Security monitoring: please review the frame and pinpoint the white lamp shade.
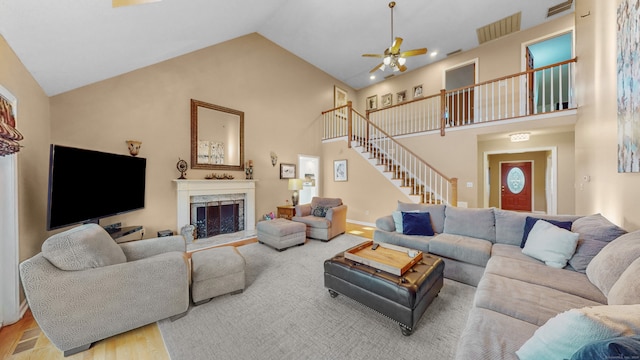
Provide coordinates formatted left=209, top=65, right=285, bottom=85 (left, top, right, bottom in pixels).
left=288, top=179, right=303, bottom=190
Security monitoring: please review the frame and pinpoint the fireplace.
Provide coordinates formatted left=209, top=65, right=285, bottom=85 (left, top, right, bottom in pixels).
left=191, top=195, right=245, bottom=238
left=174, top=180, right=256, bottom=239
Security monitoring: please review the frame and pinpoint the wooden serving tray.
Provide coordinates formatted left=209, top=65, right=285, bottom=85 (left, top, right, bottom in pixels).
left=344, top=241, right=423, bottom=276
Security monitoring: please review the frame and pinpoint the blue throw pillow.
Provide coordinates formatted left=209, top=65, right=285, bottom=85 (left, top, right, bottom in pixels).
left=521, top=216, right=573, bottom=248
left=570, top=335, right=640, bottom=360
left=402, top=212, right=435, bottom=236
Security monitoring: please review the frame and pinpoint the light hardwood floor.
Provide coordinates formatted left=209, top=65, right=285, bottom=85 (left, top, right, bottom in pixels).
left=0, top=222, right=374, bottom=359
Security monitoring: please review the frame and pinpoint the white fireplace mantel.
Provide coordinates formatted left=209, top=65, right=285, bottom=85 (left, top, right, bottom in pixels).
left=173, top=179, right=256, bottom=233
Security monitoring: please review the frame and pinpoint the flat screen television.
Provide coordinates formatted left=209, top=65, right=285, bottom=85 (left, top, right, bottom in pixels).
left=46, top=144, right=146, bottom=230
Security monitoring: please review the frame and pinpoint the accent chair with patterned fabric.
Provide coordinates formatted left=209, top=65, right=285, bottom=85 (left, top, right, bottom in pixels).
left=293, top=197, right=347, bottom=241
left=19, top=223, right=190, bottom=356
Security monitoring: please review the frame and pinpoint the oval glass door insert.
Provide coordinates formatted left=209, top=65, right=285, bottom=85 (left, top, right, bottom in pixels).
left=507, top=167, right=525, bottom=194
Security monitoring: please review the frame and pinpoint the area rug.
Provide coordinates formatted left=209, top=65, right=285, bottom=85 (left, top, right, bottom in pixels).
left=158, top=234, right=476, bottom=360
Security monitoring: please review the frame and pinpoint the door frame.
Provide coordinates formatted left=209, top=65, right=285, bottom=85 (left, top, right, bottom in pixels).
left=483, top=146, right=558, bottom=215
left=0, top=84, right=21, bottom=326
left=498, top=160, right=534, bottom=211
left=443, top=58, right=479, bottom=123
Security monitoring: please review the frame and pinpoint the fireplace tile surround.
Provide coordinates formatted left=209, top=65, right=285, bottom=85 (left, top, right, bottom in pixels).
left=174, top=180, right=256, bottom=250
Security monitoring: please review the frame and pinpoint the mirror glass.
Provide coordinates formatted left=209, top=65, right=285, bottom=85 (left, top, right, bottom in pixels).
left=190, top=99, right=244, bottom=171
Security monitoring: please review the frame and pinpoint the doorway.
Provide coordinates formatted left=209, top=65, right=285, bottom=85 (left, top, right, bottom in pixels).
left=298, top=155, right=319, bottom=205
left=523, top=30, right=574, bottom=114
left=500, top=161, right=533, bottom=211
left=484, top=147, right=557, bottom=215
left=444, top=59, right=478, bottom=125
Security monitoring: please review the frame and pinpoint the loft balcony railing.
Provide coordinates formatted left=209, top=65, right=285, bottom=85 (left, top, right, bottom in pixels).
left=323, top=58, right=577, bottom=140
left=321, top=58, right=577, bottom=205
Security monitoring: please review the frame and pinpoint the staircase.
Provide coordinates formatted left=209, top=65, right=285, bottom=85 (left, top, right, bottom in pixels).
left=323, top=105, right=458, bottom=206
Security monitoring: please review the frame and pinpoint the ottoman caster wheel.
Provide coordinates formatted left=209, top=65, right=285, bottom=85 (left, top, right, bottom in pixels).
left=328, top=289, right=339, bottom=298
left=400, top=325, right=413, bottom=336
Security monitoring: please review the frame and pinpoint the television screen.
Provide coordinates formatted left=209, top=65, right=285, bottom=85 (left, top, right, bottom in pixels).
left=47, top=144, right=146, bottom=230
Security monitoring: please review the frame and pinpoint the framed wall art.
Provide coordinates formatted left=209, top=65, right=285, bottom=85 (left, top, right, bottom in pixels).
left=334, top=159, right=347, bottom=181
left=381, top=93, right=392, bottom=107
left=280, top=163, right=296, bottom=179
left=366, top=95, right=378, bottom=111
left=334, top=85, right=348, bottom=108
left=413, top=84, right=423, bottom=98
left=397, top=90, right=407, bottom=103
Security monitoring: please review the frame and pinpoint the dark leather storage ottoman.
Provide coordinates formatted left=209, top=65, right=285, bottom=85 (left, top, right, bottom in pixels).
left=324, top=251, right=444, bottom=335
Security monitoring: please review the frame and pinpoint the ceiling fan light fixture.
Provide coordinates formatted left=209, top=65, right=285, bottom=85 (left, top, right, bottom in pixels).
left=398, top=57, right=406, bottom=65
left=383, top=56, right=391, bottom=65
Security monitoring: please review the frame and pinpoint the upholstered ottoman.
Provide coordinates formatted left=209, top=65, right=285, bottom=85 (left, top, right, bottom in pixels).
left=257, top=218, right=306, bottom=251
left=324, top=250, right=444, bottom=335
left=191, top=246, right=246, bottom=305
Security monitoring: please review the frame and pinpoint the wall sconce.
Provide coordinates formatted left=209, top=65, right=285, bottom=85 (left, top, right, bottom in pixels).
left=288, top=179, right=303, bottom=206
left=509, top=133, right=530, bottom=142
left=270, top=151, right=278, bottom=166
left=126, top=140, right=142, bottom=156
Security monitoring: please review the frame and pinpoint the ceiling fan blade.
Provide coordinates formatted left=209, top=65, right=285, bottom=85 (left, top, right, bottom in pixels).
left=362, top=53, right=385, bottom=58
left=390, top=37, right=403, bottom=54
left=112, top=0, right=160, bottom=7
left=399, top=48, right=428, bottom=57
left=370, top=63, right=384, bottom=73
left=398, top=65, right=407, bottom=72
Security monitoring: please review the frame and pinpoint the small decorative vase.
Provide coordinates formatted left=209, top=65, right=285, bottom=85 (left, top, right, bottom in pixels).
left=180, top=224, right=196, bottom=243
left=126, top=140, right=142, bottom=156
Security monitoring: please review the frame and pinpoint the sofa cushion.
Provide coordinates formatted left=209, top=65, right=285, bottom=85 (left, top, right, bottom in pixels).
left=311, top=197, right=342, bottom=209
left=402, top=212, right=434, bottom=236
left=443, top=207, right=495, bottom=242
left=485, top=256, right=607, bottom=304
left=429, top=233, right=491, bottom=267
left=608, top=257, right=640, bottom=305
left=521, top=220, right=579, bottom=268
left=570, top=335, right=640, bottom=360
left=516, top=305, right=640, bottom=360
left=375, top=215, right=396, bottom=232
left=586, top=230, right=640, bottom=297
left=494, top=209, right=580, bottom=246
left=373, top=230, right=431, bottom=253
left=397, top=201, right=446, bottom=233
left=475, top=273, right=603, bottom=327
left=311, top=206, right=328, bottom=217
left=568, top=213, right=627, bottom=273
left=521, top=216, right=573, bottom=248
left=291, top=216, right=330, bottom=229
left=41, top=223, right=126, bottom=271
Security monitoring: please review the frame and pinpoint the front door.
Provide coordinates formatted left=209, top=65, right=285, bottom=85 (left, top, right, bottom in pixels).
left=500, top=161, right=532, bottom=212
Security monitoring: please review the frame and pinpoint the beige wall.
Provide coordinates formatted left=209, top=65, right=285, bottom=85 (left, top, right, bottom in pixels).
left=574, top=0, right=640, bottom=230
left=50, top=33, right=354, bottom=236
left=0, top=35, right=51, bottom=303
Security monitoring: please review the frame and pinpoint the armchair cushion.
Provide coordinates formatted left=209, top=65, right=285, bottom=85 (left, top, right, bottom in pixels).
left=311, top=197, right=342, bottom=209
left=312, top=206, right=329, bottom=217
left=42, top=223, right=126, bottom=271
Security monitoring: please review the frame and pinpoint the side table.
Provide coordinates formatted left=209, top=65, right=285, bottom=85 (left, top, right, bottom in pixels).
left=277, top=205, right=296, bottom=220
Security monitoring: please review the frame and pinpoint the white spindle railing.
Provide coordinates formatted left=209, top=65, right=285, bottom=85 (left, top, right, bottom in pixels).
left=363, top=58, right=576, bottom=136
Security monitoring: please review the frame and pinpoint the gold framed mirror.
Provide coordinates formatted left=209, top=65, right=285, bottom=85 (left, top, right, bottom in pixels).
left=190, top=99, right=244, bottom=171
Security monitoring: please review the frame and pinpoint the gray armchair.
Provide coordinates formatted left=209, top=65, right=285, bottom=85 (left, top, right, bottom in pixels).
left=19, top=223, right=190, bottom=356
left=293, top=197, right=347, bottom=241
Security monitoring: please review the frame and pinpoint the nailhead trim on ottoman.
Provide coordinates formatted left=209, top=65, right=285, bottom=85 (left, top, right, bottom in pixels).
left=257, top=218, right=306, bottom=251
left=191, top=246, right=246, bottom=305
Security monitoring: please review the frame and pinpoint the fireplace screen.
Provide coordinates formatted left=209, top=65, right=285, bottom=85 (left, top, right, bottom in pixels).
left=191, top=198, right=245, bottom=239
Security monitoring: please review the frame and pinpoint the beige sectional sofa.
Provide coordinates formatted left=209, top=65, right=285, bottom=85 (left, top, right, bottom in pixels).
left=374, top=202, right=640, bottom=359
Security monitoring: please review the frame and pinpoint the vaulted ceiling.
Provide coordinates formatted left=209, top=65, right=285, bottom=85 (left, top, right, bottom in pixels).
left=0, top=0, right=574, bottom=96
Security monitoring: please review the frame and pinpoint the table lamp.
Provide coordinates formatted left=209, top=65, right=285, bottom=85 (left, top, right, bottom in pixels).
left=288, top=179, right=303, bottom=206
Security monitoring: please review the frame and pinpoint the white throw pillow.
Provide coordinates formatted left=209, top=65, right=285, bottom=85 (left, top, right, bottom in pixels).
left=522, top=219, right=579, bottom=268
left=516, top=305, right=640, bottom=360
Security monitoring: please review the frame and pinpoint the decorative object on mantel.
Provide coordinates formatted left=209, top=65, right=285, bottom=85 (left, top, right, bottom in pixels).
left=126, top=140, right=142, bottom=156
left=288, top=178, right=303, bottom=206
left=270, top=151, right=278, bottom=166
left=176, top=158, right=188, bottom=179
left=180, top=224, right=195, bottom=243
left=0, top=87, right=24, bottom=156
left=245, top=159, right=254, bottom=179
left=205, top=173, right=235, bottom=180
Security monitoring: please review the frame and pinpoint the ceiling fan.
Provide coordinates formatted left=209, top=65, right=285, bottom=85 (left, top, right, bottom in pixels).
left=362, top=1, right=428, bottom=73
